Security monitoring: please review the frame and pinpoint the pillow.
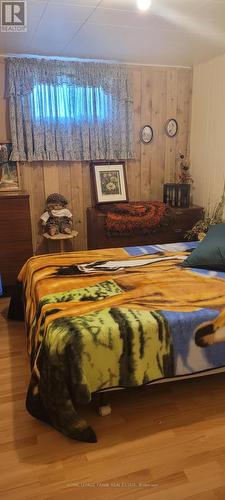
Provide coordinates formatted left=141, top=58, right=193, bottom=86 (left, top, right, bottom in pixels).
left=181, top=223, right=225, bottom=271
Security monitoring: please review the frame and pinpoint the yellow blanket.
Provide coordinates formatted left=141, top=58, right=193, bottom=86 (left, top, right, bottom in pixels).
left=17, top=247, right=225, bottom=442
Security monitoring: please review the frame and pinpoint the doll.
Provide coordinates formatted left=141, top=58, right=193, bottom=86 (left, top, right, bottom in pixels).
left=40, top=193, right=73, bottom=236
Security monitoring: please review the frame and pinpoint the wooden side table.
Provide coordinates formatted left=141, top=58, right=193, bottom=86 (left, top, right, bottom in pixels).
left=87, top=205, right=204, bottom=250
left=43, top=231, right=78, bottom=253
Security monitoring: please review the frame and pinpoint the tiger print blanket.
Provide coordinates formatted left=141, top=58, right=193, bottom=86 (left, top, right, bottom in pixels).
left=15, top=244, right=225, bottom=442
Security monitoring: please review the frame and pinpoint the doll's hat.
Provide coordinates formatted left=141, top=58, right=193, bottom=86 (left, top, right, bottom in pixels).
left=46, top=193, right=68, bottom=206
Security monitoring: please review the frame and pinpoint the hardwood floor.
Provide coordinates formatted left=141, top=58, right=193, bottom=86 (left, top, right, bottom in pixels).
left=2, top=297, right=225, bottom=500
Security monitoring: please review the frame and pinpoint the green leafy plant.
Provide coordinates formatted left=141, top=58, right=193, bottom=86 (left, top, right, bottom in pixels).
left=185, top=181, right=225, bottom=240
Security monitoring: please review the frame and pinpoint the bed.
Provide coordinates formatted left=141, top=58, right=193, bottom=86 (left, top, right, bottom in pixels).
left=9, top=242, right=225, bottom=442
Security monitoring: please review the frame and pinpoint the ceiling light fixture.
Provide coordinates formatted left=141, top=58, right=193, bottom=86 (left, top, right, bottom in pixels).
left=137, top=0, right=151, bottom=12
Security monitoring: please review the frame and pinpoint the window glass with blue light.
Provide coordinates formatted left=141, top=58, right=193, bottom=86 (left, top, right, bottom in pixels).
left=30, top=83, right=113, bottom=123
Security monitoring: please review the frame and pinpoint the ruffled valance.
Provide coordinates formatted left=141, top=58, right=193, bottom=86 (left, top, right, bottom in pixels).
left=6, top=57, right=131, bottom=99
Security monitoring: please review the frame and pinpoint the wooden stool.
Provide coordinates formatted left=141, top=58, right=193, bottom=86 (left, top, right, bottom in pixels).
left=43, top=230, right=78, bottom=253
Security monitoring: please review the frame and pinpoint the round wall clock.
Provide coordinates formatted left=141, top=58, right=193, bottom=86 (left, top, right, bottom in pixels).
left=165, top=118, right=178, bottom=137
left=140, top=125, right=153, bottom=144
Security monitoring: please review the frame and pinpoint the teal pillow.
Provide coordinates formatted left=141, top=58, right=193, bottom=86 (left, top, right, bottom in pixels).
left=181, top=223, right=225, bottom=271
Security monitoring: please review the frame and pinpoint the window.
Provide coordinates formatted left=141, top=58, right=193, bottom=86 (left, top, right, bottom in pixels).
left=7, top=57, right=134, bottom=161
left=30, top=83, right=112, bottom=123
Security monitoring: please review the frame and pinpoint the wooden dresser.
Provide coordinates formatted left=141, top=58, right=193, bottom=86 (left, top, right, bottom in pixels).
left=87, top=205, right=204, bottom=250
left=0, top=191, right=33, bottom=288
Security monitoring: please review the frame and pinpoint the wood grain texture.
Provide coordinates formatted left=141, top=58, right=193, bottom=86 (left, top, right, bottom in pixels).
left=126, top=68, right=142, bottom=201
left=1, top=296, right=225, bottom=499
left=0, top=61, right=192, bottom=252
left=86, top=205, right=203, bottom=249
left=165, top=69, right=178, bottom=183
left=0, top=192, right=33, bottom=286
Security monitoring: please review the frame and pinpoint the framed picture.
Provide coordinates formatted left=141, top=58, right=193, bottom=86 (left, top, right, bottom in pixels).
left=0, top=143, right=20, bottom=191
left=165, top=118, right=178, bottom=138
left=140, top=125, right=153, bottom=144
left=91, top=162, right=128, bottom=204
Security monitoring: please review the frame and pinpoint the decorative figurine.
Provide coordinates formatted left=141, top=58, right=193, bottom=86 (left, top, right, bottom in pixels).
left=40, top=193, right=73, bottom=236
left=178, top=153, right=193, bottom=184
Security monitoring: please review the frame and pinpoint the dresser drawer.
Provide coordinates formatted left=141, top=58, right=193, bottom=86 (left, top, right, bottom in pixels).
left=0, top=239, right=33, bottom=286
left=171, top=207, right=203, bottom=222
left=0, top=191, right=33, bottom=287
left=170, top=207, right=203, bottom=233
left=0, top=197, right=31, bottom=242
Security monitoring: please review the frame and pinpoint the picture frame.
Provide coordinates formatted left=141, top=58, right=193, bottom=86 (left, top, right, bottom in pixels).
left=90, top=161, right=128, bottom=204
left=165, top=118, right=178, bottom=138
left=140, top=125, right=153, bottom=144
left=0, top=143, right=21, bottom=191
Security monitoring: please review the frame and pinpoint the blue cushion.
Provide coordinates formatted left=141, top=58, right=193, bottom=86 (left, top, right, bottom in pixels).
left=181, top=223, right=225, bottom=271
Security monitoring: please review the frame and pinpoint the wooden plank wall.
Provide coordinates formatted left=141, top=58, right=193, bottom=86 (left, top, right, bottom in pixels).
left=0, top=62, right=192, bottom=253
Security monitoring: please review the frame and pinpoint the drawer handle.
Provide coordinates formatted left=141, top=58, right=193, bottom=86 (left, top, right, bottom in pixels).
left=175, top=210, right=183, bottom=215
left=175, top=228, right=183, bottom=233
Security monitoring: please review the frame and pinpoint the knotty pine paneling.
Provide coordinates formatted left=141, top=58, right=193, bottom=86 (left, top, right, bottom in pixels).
left=0, top=63, right=192, bottom=252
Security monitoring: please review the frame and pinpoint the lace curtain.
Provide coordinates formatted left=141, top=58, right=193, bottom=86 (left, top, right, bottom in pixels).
left=6, top=57, right=134, bottom=162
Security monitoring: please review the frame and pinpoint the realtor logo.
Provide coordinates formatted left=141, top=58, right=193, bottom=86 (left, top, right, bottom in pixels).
left=1, top=1, right=27, bottom=31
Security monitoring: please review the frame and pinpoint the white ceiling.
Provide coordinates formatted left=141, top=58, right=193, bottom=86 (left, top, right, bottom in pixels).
left=1, top=0, right=225, bottom=66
